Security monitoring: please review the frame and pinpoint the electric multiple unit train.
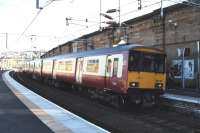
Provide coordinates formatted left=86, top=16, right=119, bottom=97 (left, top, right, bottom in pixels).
left=22, top=44, right=166, bottom=107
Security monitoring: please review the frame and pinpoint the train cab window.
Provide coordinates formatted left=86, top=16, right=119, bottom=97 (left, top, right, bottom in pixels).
left=142, top=54, right=154, bottom=72
left=113, top=58, right=119, bottom=77
left=129, top=51, right=165, bottom=73
left=154, top=55, right=165, bottom=73
left=128, top=51, right=141, bottom=71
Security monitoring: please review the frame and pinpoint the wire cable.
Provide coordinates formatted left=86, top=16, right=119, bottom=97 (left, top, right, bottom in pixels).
left=61, top=0, right=198, bottom=45
left=113, top=1, right=161, bottom=21
left=62, top=1, right=163, bottom=40
left=17, top=9, right=43, bottom=41
left=17, top=0, right=56, bottom=41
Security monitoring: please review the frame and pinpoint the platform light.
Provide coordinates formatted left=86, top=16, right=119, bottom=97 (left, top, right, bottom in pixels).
left=100, top=13, right=113, bottom=20
left=106, top=9, right=118, bottom=13
left=105, top=21, right=117, bottom=25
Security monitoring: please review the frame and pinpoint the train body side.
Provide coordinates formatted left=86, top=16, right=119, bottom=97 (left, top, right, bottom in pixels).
left=79, top=52, right=128, bottom=93
left=32, top=59, right=42, bottom=78
left=26, top=44, right=166, bottom=105
left=42, top=59, right=54, bottom=79
left=50, top=51, right=129, bottom=94
left=53, top=58, right=76, bottom=84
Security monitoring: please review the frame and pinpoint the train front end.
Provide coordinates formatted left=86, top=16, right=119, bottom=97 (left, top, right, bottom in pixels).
left=127, top=48, right=166, bottom=105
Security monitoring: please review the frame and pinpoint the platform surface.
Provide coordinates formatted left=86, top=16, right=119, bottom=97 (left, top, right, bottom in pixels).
left=2, top=71, right=109, bottom=133
left=0, top=71, right=53, bottom=133
left=163, top=93, right=200, bottom=104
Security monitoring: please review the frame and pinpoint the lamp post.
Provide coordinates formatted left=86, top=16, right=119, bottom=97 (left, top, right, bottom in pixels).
left=0, top=33, right=8, bottom=50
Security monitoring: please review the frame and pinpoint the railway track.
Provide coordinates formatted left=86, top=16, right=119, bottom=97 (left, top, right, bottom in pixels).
left=13, top=72, right=200, bottom=133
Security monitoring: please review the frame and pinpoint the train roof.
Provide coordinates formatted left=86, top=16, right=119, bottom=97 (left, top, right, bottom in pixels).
left=43, top=44, right=163, bottom=60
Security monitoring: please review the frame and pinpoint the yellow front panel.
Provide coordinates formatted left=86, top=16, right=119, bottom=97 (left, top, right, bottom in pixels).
left=128, top=71, right=166, bottom=90
left=134, top=48, right=163, bottom=54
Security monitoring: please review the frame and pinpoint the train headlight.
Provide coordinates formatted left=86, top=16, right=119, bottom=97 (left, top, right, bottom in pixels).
left=129, top=82, right=139, bottom=88
left=155, top=83, right=163, bottom=89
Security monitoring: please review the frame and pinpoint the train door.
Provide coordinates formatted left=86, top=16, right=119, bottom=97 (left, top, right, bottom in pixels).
left=52, top=60, right=55, bottom=79
left=106, top=54, right=123, bottom=92
left=76, top=58, right=84, bottom=84
left=52, top=60, right=57, bottom=80
left=105, top=55, right=113, bottom=89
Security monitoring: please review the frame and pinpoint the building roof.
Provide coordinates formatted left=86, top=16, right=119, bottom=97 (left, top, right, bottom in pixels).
left=43, top=44, right=142, bottom=60
left=42, top=43, right=164, bottom=60
left=43, top=3, right=190, bottom=58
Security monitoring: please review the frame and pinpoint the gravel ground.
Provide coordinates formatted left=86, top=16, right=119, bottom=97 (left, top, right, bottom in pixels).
left=13, top=72, right=200, bottom=133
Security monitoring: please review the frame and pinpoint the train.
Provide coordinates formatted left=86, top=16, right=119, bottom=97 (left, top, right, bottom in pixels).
left=21, top=44, right=166, bottom=108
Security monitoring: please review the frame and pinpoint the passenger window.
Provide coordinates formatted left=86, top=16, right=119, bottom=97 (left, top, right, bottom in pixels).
left=107, top=59, right=112, bottom=73
left=86, top=59, right=99, bottom=73
left=113, top=58, right=119, bottom=77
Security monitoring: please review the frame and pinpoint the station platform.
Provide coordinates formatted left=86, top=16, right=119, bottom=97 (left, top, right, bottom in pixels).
left=1, top=71, right=109, bottom=133
left=162, top=89, right=200, bottom=115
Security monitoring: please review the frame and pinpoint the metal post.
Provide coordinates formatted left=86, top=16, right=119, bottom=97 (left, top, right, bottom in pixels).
left=197, top=41, right=200, bottom=89
left=138, top=0, right=142, bottom=10
left=36, top=0, right=39, bottom=9
left=160, top=0, right=163, bottom=18
left=118, top=0, right=121, bottom=42
left=182, top=48, right=185, bottom=89
left=118, top=0, right=121, bottom=26
left=99, top=0, right=102, bottom=30
left=5, top=33, right=8, bottom=49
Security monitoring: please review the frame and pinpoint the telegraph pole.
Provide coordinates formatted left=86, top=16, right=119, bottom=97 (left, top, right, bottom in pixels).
left=118, top=0, right=121, bottom=26
left=5, top=33, right=8, bottom=49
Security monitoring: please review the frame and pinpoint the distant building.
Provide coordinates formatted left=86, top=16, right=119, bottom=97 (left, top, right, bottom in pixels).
left=0, top=50, right=45, bottom=70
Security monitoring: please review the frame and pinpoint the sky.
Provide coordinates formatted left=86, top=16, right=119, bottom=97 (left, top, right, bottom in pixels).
left=0, top=0, right=185, bottom=52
